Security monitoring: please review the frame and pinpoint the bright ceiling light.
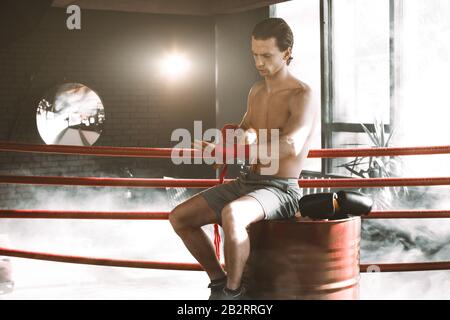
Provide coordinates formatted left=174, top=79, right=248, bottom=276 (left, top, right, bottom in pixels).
left=160, top=53, right=191, bottom=79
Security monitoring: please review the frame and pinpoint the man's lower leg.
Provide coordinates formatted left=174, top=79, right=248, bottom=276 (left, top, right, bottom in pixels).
left=176, top=227, right=225, bottom=280
left=223, top=226, right=250, bottom=291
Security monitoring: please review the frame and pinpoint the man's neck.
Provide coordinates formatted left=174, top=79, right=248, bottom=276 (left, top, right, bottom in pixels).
left=264, top=66, right=290, bottom=93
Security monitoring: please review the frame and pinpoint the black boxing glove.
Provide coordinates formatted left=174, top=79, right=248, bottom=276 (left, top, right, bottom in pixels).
left=335, top=191, right=373, bottom=217
left=298, top=192, right=337, bottom=219
left=298, top=191, right=373, bottom=220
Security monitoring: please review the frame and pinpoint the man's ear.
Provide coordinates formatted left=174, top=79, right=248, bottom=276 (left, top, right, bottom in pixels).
left=284, top=47, right=293, bottom=64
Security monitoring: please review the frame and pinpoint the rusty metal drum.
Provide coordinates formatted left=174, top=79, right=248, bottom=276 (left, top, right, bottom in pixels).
left=244, top=216, right=361, bottom=299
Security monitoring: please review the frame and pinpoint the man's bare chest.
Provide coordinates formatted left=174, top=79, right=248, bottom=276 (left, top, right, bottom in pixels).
left=249, top=92, right=291, bottom=132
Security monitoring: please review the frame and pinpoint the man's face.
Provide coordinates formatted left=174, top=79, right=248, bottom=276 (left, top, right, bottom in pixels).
left=251, top=37, right=290, bottom=77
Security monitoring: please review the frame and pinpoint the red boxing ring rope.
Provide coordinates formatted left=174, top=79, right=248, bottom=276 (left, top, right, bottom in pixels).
left=1, top=141, right=450, bottom=158
left=1, top=175, right=450, bottom=188
left=0, top=247, right=203, bottom=271
left=1, top=138, right=450, bottom=274
left=2, top=209, right=450, bottom=220
left=0, top=246, right=449, bottom=273
left=359, top=261, right=450, bottom=273
left=0, top=209, right=170, bottom=220
left=363, top=210, right=450, bottom=219
left=2, top=208, right=450, bottom=273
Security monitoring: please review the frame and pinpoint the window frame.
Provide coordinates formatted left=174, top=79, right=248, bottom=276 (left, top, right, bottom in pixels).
left=320, top=0, right=395, bottom=176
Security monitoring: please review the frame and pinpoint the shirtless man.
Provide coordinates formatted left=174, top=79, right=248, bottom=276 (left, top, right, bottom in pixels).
left=169, top=18, right=319, bottom=299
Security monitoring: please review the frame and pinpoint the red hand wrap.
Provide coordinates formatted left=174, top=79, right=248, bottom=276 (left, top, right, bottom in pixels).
left=212, top=144, right=251, bottom=163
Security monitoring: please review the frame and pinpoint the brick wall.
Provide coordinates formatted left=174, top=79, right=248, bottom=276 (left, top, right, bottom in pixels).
left=0, top=8, right=218, bottom=208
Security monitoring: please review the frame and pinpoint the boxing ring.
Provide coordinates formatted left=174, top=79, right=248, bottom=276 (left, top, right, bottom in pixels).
left=1, top=136, right=450, bottom=298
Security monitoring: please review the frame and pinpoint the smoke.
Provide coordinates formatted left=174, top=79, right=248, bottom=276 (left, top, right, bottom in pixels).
left=0, top=169, right=214, bottom=300
left=359, top=194, right=450, bottom=299
left=3, top=0, right=450, bottom=299
left=358, top=0, right=450, bottom=300
left=360, top=270, right=450, bottom=300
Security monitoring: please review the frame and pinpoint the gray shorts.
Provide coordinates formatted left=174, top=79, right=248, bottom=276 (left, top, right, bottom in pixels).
left=199, top=168, right=303, bottom=222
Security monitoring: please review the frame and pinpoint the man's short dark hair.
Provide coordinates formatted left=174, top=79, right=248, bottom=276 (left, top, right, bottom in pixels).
left=252, top=17, right=294, bottom=65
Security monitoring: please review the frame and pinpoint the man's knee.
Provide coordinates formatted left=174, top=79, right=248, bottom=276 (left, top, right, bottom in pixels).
left=221, top=203, right=244, bottom=229
left=169, top=197, right=218, bottom=232
left=169, top=205, right=190, bottom=233
left=221, top=205, right=253, bottom=244
left=221, top=198, right=265, bottom=231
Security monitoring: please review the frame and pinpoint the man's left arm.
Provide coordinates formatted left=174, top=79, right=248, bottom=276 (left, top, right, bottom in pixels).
left=256, top=88, right=317, bottom=161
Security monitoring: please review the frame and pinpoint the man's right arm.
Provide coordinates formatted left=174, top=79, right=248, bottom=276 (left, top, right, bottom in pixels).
left=238, top=83, right=260, bottom=131
left=238, top=112, right=251, bottom=131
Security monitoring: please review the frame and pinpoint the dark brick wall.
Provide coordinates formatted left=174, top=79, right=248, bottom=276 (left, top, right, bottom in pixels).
left=0, top=8, right=218, bottom=207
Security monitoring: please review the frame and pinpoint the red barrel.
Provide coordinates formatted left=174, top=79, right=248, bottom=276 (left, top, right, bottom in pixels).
left=245, top=216, right=361, bottom=299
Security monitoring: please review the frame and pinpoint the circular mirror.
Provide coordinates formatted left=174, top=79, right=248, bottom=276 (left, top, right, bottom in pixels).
left=36, top=83, right=105, bottom=146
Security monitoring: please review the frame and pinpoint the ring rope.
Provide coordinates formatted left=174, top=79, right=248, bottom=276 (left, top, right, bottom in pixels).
left=1, top=141, right=450, bottom=158
left=1, top=246, right=449, bottom=273
left=0, top=209, right=170, bottom=219
left=1, top=175, right=450, bottom=188
left=360, top=261, right=450, bottom=273
left=362, top=210, right=450, bottom=219
left=2, top=209, right=450, bottom=220
left=0, top=246, right=203, bottom=271
left=2, top=136, right=450, bottom=274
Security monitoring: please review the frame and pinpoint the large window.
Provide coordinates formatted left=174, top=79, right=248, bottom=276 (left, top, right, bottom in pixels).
left=398, top=0, right=450, bottom=145
left=274, top=0, right=450, bottom=300
left=394, top=0, right=450, bottom=176
left=330, top=0, right=391, bottom=176
left=330, top=0, right=450, bottom=177
left=332, top=0, right=390, bottom=124
left=275, top=0, right=321, bottom=172
left=276, top=0, right=450, bottom=177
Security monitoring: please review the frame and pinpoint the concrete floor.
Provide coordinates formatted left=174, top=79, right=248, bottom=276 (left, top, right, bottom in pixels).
left=0, top=258, right=208, bottom=300
left=2, top=258, right=450, bottom=300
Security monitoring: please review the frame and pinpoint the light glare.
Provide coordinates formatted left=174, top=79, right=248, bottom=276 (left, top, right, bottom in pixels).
left=161, top=53, right=191, bottom=79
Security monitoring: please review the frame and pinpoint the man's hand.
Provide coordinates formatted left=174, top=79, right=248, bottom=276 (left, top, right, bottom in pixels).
left=191, top=127, right=258, bottom=170
left=191, top=139, right=214, bottom=153
left=242, top=128, right=258, bottom=145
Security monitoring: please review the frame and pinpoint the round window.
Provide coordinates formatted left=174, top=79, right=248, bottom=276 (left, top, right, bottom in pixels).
left=36, top=83, right=105, bottom=146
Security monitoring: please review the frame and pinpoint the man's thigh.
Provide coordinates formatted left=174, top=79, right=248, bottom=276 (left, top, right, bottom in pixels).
left=171, top=193, right=220, bottom=228
left=222, top=195, right=266, bottom=227
left=198, top=180, right=244, bottom=223
left=245, top=186, right=301, bottom=220
left=198, top=179, right=300, bottom=223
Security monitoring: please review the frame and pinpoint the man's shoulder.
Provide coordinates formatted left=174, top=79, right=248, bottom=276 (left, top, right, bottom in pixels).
left=288, top=81, right=311, bottom=102
left=276, top=78, right=311, bottom=98
left=249, top=79, right=311, bottom=99
left=290, top=80, right=311, bottom=95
